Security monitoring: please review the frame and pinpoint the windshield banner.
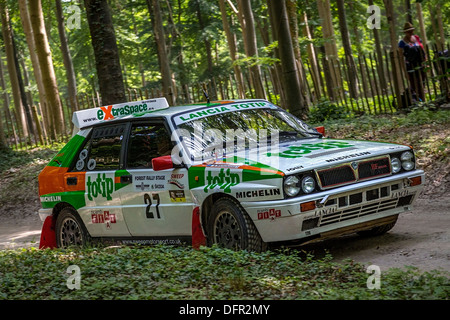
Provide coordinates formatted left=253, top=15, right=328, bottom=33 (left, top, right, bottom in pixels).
left=173, top=101, right=277, bottom=125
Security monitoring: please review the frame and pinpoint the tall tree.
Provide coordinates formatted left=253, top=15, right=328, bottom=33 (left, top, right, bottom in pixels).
left=218, top=0, right=245, bottom=99
left=268, top=0, right=307, bottom=118
left=316, top=0, right=341, bottom=100
left=84, top=0, right=126, bottom=105
left=383, top=0, right=404, bottom=108
left=28, top=0, right=65, bottom=136
left=147, top=0, right=175, bottom=105
left=55, top=0, right=78, bottom=112
left=286, top=0, right=308, bottom=103
left=1, top=3, right=29, bottom=139
left=300, top=8, right=322, bottom=99
left=237, top=0, right=266, bottom=100
left=336, top=0, right=359, bottom=99
left=18, top=0, right=49, bottom=133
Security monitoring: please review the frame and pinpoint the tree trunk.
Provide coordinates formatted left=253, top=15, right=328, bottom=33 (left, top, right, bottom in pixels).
left=237, top=0, right=266, bottom=100
left=435, top=4, right=446, bottom=52
left=316, top=0, right=341, bottom=101
left=28, top=0, right=65, bottom=136
left=286, top=0, right=308, bottom=104
left=84, top=0, right=126, bottom=105
left=383, top=0, right=404, bottom=109
left=367, top=0, right=387, bottom=92
left=219, top=0, right=245, bottom=99
left=18, top=0, right=49, bottom=134
left=415, top=2, right=428, bottom=47
left=336, top=0, right=358, bottom=99
left=55, top=0, right=78, bottom=112
left=146, top=0, right=175, bottom=105
left=301, top=10, right=322, bottom=99
left=1, top=4, right=29, bottom=140
left=268, top=0, right=307, bottom=119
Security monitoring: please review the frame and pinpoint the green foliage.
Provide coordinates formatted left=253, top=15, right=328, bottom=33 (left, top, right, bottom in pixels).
left=0, top=245, right=448, bottom=300
left=307, top=99, right=351, bottom=123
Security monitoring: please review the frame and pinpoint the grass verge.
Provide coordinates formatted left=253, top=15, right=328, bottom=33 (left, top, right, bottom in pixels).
left=0, top=245, right=448, bottom=300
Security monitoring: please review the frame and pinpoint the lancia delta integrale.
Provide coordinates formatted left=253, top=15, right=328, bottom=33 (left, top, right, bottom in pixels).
left=38, top=98, right=424, bottom=251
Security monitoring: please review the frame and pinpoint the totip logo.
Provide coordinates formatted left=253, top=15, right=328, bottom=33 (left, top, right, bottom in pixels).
left=87, top=173, right=114, bottom=201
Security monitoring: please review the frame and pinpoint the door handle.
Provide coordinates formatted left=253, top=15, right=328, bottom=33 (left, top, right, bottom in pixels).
left=120, top=174, right=133, bottom=184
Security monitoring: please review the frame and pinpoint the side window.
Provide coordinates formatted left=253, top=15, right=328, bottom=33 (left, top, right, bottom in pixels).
left=127, top=123, right=172, bottom=169
left=73, top=124, right=126, bottom=172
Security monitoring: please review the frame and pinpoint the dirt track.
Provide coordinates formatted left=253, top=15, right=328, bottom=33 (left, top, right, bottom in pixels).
left=0, top=196, right=448, bottom=273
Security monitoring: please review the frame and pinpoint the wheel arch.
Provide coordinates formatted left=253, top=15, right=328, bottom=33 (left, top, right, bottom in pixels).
left=52, top=202, right=77, bottom=220
left=200, top=192, right=238, bottom=238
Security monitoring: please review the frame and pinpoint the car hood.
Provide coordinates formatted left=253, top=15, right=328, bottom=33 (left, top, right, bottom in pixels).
left=200, top=138, right=411, bottom=175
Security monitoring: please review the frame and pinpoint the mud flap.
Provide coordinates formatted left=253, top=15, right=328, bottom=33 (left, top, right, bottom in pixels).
left=191, top=207, right=206, bottom=249
left=39, top=215, right=57, bottom=249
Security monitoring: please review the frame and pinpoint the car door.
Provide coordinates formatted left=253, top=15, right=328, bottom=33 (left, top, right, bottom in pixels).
left=68, top=122, right=132, bottom=237
left=119, top=120, right=193, bottom=240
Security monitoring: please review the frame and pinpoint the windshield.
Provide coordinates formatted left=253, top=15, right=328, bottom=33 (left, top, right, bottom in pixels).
left=173, top=103, right=319, bottom=161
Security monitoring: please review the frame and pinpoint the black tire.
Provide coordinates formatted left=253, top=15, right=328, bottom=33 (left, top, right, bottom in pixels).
left=55, top=207, right=90, bottom=248
left=207, top=197, right=266, bottom=252
left=357, top=215, right=398, bottom=237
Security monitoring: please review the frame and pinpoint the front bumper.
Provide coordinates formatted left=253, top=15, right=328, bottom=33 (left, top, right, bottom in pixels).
left=242, top=170, right=424, bottom=243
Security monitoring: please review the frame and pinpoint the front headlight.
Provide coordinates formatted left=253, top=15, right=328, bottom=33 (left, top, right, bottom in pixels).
left=401, top=151, right=415, bottom=171
left=301, top=176, right=316, bottom=194
left=391, top=157, right=401, bottom=173
left=284, top=176, right=300, bottom=197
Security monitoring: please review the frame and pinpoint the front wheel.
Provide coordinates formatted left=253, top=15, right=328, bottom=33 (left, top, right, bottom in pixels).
left=55, top=207, right=90, bottom=248
left=207, top=198, right=266, bottom=252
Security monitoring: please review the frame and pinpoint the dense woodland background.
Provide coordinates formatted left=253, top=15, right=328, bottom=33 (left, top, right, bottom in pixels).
left=0, top=0, right=448, bottom=149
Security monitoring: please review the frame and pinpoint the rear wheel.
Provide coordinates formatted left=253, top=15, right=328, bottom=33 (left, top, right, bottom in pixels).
left=55, top=207, right=90, bottom=248
left=207, top=198, right=266, bottom=252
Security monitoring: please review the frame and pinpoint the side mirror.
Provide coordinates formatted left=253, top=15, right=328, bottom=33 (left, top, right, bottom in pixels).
left=315, top=126, right=325, bottom=136
left=152, top=155, right=173, bottom=171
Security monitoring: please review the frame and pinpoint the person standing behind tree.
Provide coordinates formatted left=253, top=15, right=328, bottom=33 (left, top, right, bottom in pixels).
left=398, top=22, right=427, bottom=102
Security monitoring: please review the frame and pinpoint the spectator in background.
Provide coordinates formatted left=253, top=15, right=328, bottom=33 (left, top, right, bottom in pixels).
left=398, top=22, right=427, bottom=102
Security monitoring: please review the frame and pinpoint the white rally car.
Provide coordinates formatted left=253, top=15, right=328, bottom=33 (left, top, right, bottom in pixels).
left=38, top=98, right=424, bottom=251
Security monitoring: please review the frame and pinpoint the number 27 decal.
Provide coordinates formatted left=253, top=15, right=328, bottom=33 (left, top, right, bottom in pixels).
left=144, top=193, right=161, bottom=219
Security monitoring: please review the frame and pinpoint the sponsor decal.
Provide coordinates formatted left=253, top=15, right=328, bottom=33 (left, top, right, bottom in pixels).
left=73, top=98, right=169, bottom=128
left=286, top=165, right=304, bottom=172
left=326, top=151, right=371, bottom=163
left=174, top=102, right=274, bottom=124
left=314, top=206, right=338, bottom=217
left=371, top=163, right=388, bottom=171
left=169, top=190, right=186, bottom=202
left=86, top=173, right=114, bottom=201
left=134, top=175, right=166, bottom=191
left=235, top=188, right=281, bottom=199
left=204, top=168, right=240, bottom=193
left=391, top=189, right=411, bottom=199
left=257, top=208, right=281, bottom=220
left=168, top=173, right=185, bottom=189
left=267, top=141, right=355, bottom=159
left=40, top=195, right=62, bottom=202
left=91, top=210, right=116, bottom=229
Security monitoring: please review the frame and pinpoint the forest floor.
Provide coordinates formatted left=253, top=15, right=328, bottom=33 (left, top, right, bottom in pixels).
left=0, top=109, right=448, bottom=273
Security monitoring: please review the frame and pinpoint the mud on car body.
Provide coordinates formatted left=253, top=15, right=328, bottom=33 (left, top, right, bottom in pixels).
left=38, top=98, right=424, bottom=251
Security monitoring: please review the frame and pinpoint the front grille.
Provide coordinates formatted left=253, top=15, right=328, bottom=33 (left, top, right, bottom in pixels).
left=317, top=165, right=355, bottom=188
left=301, top=181, right=417, bottom=232
left=315, top=156, right=392, bottom=190
left=358, top=157, right=391, bottom=180
left=319, top=198, right=398, bottom=226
